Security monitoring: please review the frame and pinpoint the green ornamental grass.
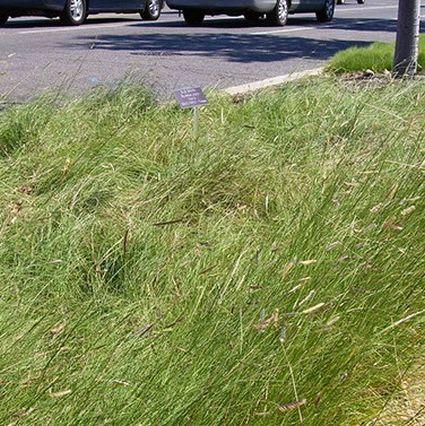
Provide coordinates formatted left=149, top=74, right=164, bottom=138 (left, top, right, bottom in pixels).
left=327, top=34, right=425, bottom=73
left=0, top=77, right=424, bottom=425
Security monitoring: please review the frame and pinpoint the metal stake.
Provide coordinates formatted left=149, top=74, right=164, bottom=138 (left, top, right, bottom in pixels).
left=193, top=107, right=200, bottom=139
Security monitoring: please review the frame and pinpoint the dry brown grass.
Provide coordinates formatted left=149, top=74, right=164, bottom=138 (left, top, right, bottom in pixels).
left=371, top=363, right=425, bottom=426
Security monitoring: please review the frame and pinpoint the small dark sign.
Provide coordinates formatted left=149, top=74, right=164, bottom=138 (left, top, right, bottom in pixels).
left=174, top=87, right=208, bottom=109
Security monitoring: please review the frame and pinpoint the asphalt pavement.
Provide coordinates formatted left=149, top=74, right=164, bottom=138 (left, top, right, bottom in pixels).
left=0, top=0, right=424, bottom=100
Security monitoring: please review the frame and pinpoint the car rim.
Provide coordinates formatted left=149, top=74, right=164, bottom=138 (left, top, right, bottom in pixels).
left=70, top=0, right=84, bottom=21
left=148, top=0, right=160, bottom=17
left=326, top=0, right=334, bottom=17
left=278, top=0, right=288, bottom=22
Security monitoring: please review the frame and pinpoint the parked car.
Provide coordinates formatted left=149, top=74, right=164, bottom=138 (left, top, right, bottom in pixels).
left=167, top=0, right=336, bottom=26
left=0, top=0, right=164, bottom=26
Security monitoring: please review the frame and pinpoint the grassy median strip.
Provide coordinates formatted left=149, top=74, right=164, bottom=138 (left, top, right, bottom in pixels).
left=327, top=34, right=425, bottom=74
left=0, top=78, right=424, bottom=425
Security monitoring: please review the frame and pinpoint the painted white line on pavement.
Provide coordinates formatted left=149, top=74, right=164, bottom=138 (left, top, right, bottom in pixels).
left=15, top=16, right=236, bottom=35
left=16, top=15, right=177, bottom=35
left=223, top=67, right=323, bottom=96
left=337, top=5, right=398, bottom=12
left=18, top=22, right=141, bottom=35
left=250, top=27, right=314, bottom=36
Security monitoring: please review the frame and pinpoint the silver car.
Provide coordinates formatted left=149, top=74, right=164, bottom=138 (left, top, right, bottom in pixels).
left=167, top=0, right=335, bottom=26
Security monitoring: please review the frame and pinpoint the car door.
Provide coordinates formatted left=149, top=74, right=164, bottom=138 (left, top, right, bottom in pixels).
left=296, top=0, right=323, bottom=12
left=89, top=0, right=144, bottom=12
left=115, top=0, right=146, bottom=11
left=88, top=0, right=109, bottom=11
left=288, top=0, right=302, bottom=12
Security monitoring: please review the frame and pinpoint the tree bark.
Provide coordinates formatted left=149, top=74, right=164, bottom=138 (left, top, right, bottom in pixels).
left=393, top=0, right=421, bottom=77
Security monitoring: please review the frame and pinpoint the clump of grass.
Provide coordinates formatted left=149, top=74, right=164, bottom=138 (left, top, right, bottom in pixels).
left=327, top=34, right=425, bottom=74
left=0, top=78, right=424, bottom=425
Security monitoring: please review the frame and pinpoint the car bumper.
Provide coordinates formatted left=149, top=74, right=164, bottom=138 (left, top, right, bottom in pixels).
left=0, top=0, right=64, bottom=13
left=167, top=0, right=276, bottom=13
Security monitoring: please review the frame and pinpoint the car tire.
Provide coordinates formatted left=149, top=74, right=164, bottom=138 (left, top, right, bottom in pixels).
left=60, top=0, right=87, bottom=25
left=316, top=0, right=335, bottom=23
left=336, top=0, right=345, bottom=4
left=0, top=14, right=8, bottom=26
left=141, top=0, right=162, bottom=21
left=183, top=10, right=205, bottom=26
left=267, top=0, right=289, bottom=26
left=357, top=0, right=365, bottom=3
left=244, top=11, right=262, bottom=23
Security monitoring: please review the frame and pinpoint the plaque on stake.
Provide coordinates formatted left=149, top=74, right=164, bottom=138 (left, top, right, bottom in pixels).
left=174, top=87, right=208, bottom=138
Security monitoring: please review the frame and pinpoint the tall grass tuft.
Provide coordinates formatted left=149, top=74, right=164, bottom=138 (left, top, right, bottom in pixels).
left=327, top=34, right=425, bottom=74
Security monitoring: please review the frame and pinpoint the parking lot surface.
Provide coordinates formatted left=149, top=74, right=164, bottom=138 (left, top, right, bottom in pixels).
left=0, top=0, right=424, bottom=100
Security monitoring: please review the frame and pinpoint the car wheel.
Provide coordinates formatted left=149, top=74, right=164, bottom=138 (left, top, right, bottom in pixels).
left=183, top=10, right=205, bottom=26
left=357, top=0, right=365, bottom=3
left=316, top=0, right=335, bottom=23
left=336, top=0, right=345, bottom=4
left=61, top=0, right=87, bottom=25
left=244, top=11, right=262, bottom=23
left=267, top=0, right=289, bottom=26
left=0, top=14, right=8, bottom=26
left=141, top=0, right=161, bottom=21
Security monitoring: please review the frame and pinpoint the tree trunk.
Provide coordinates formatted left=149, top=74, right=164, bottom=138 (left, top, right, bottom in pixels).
left=393, top=0, right=421, bottom=77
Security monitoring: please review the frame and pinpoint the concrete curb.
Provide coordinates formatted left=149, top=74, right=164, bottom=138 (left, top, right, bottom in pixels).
left=223, top=67, right=324, bottom=96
